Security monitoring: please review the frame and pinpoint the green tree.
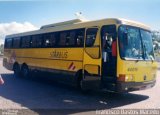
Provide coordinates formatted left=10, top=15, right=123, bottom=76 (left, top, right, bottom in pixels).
left=152, top=31, right=160, bottom=42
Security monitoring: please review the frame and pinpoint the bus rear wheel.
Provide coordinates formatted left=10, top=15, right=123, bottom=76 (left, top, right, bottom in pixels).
left=21, top=65, right=30, bottom=78
left=13, top=64, right=20, bottom=77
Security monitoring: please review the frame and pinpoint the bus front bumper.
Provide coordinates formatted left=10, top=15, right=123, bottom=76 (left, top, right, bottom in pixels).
left=116, top=80, right=156, bottom=92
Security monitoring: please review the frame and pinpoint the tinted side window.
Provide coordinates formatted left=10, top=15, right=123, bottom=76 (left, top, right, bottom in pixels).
left=41, top=29, right=85, bottom=48
left=21, top=36, right=31, bottom=48
left=59, top=29, right=85, bottom=47
left=59, top=32, right=67, bottom=46
left=5, top=38, right=12, bottom=48
left=86, top=28, right=98, bottom=47
left=31, top=35, right=43, bottom=48
left=76, top=29, right=84, bottom=47
left=13, top=37, right=20, bottom=48
left=43, top=33, right=58, bottom=48
left=68, top=31, right=76, bottom=46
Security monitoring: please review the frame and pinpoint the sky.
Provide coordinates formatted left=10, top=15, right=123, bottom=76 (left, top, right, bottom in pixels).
left=0, top=0, right=160, bottom=44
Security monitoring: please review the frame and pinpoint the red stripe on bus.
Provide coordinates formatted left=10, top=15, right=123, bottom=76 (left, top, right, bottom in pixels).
left=72, top=66, right=75, bottom=70
left=68, top=62, right=74, bottom=70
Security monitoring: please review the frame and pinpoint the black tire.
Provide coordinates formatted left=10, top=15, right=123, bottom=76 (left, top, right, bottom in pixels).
left=77, top=75, right=83, bottom=90
left=21, top=65, right=30, bottom=78
left=13, top=64, right=20, bottom=77
left=77, top=73, right=90, bottom=93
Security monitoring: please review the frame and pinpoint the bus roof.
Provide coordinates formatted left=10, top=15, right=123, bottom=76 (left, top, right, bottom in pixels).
left=6, top=18, right=150, bottom=38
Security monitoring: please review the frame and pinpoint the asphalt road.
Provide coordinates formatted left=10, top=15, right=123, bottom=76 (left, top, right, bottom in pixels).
left=0, top=57, right=160, bottom=115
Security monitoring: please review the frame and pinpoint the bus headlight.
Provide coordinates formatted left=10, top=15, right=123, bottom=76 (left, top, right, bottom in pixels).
left=125, top=76, right=129, bottom=81
left=130, top=75, right=134, bottom=81
left=125, top=75, right=134, bottom=81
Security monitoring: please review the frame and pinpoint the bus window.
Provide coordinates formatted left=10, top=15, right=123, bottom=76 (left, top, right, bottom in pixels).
left=119, top=26, right=143, bottom=60
left=69, top=31, right=76, bottom=46
left=30, top=35, right=43, bottom=48
left=59, top=32, right=67, bottom=46
left=140, top=30, right=154, bottom=60
left=13, top=37, right=20, bottom=48
left=58, top=29, right=85, bottom=47
left=21, top=36, right=31, bottom=48
left=43, top=33, right=57, bottom=48
left=65, top=32, right=71, bottom=46
left=85, top=28, right=98, bottom=47
left=76, top=29, right=84, bottom=47
left=50, top=33, right=58, bottom=47
left=5, top=38, right=12, bottom=48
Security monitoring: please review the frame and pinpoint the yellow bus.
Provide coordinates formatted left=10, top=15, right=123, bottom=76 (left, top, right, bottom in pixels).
left=3, top=18, right=157, bottom=92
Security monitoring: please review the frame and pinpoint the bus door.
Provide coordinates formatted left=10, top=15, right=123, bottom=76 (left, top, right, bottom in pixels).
left=82, top=27, right=102, bottom=90
left=101, top=25, right=117, bottom=90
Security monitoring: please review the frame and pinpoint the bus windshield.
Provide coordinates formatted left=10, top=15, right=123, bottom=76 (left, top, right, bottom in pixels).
left=119, top=25, right=154, bottom=60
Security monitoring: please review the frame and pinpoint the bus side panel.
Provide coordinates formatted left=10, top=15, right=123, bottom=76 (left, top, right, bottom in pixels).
left=14, top=48, right=84, bottom=73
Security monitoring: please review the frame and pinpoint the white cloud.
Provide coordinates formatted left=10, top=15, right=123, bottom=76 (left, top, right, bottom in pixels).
left=0, top=22, right=38, bottom=44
